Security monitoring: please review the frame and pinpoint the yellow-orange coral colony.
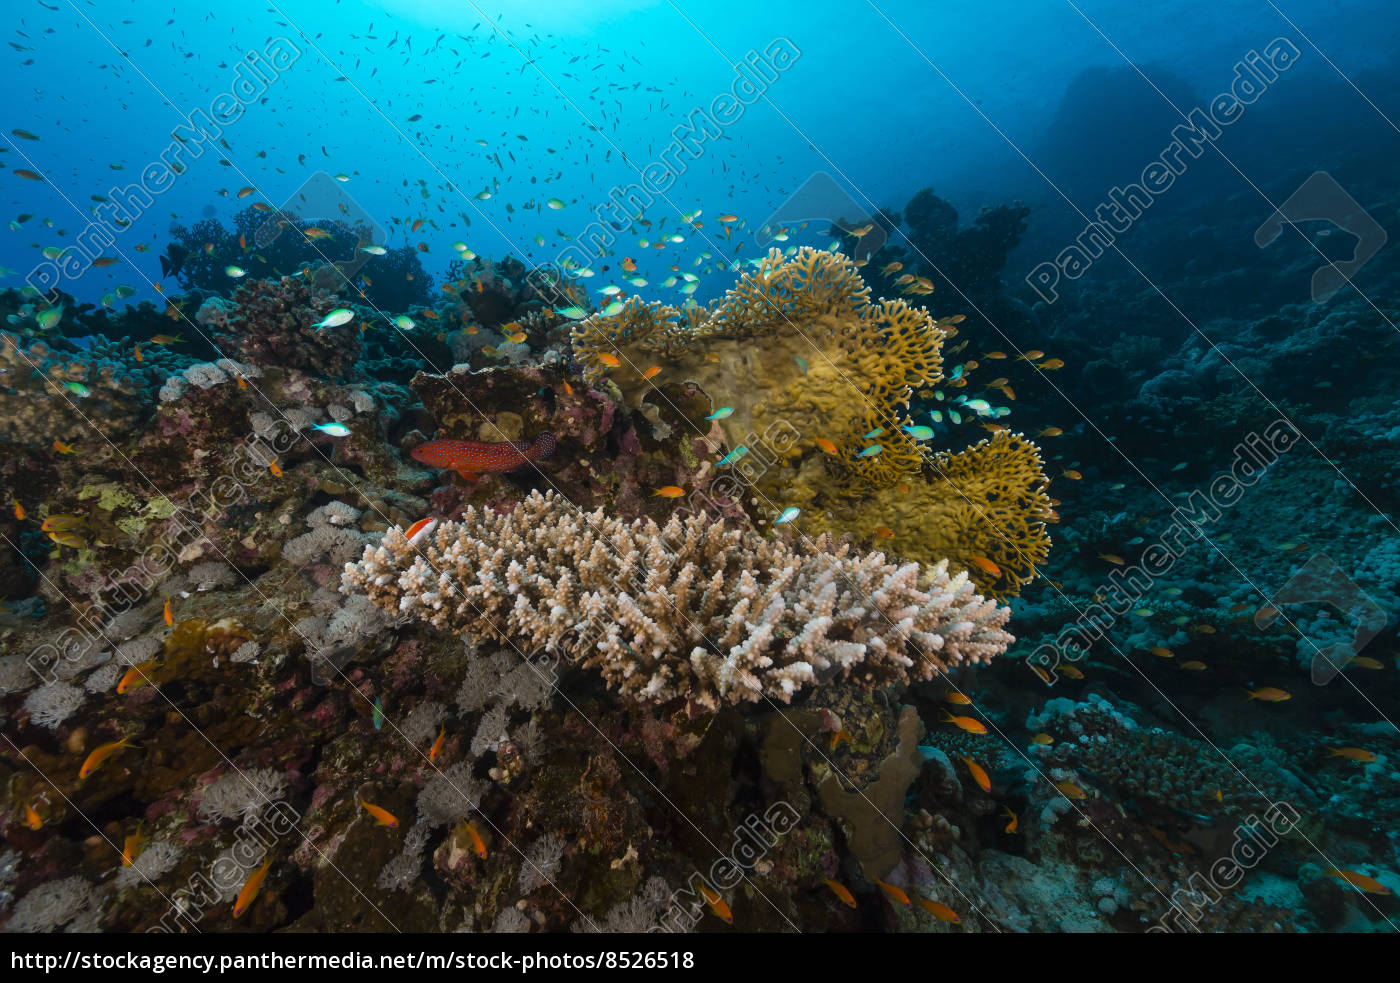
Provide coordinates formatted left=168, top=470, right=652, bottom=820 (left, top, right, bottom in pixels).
left=569, top=246, right=1054, bottom=599
left=340, top=491, right=1015, bottom=709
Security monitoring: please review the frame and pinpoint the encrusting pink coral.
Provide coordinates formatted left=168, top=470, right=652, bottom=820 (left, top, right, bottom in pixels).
left=340, top=490, right=1014, bottom=709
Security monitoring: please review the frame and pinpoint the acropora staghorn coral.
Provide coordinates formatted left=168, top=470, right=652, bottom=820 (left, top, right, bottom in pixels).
left=569, top=246, right=1054, bottom=599
left=340, top=489, right=1015, bottom=709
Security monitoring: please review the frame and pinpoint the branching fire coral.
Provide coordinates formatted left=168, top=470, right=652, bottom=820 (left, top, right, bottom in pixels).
left=818, top=431, right=1055, bottom=599
left=340, top=490, right=1014, bottom=709
left=570, top=247, right=947, bottom=489
left=569, top=246, right=1053, bottom=598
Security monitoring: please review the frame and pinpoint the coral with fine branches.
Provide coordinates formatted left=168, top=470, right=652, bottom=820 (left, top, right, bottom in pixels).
left=570, top=246, right=1052, bottom=597
left=341, top=490, right=1014, bottom=710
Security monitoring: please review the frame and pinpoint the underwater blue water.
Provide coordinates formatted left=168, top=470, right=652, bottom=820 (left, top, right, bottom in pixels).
left=3, top=0, right=1394, bottom=309
left=5, top=0, right=1400, bottom=939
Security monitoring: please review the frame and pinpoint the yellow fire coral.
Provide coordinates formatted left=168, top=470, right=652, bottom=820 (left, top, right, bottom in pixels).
left=816, top=431, right=1054, bottom=599
left=571, top=246, right=1053, bottom=598
left=572, top=247, right=945, bottom=487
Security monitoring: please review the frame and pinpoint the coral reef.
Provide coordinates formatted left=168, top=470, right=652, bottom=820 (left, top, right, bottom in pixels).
left=341, top=490, right=1014, bottom=708
left=206, top=275, right=362, bottom=378
left=0, top=332, right=161, bottom=448
left=571, top=246, right=1054, bottom=597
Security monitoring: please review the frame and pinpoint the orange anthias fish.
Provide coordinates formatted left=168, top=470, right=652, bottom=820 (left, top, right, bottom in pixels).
left=967, top=555, right=1001, bottom=578
left=122, top=830, right=148, bottom=867
left=79, top=735, right=138, bottom=780
left=24, top=801, right=43, bottom=830
left=411, top=431, right=557, bottom=482
left=1002, top=806, right=1018, bottom=834
left=873, top=879, right=911, bottom=906
left=40, top=514, right=83, bottom=533
left=652, top=486, right=686, bottom=498
left=429, top=726, right=446, bottom=763
left=823, top=878, right=857, bottom=909
left=117, top=662, right=154, bottom=694
left=699, top=882, right=733, bottom=924
left=233, top=857, right=274, bottom=918
left=943, top=710, right=987, bottom=735
left=945, top=692, right=972, bottom=706
left=917, top=898, right=960, bottom=923
left=1054, top=780, right=1087, bottom=800
left=163, top=598, right=173, bottom=626
left=1328, top=747, right=1378, bottom=763
left=460, top=820, right=488, bottom=858
left=962, top=756, right=991, bottom=793
left=1327, top=869, right=1391, bottom=894
left=359, top=798, right=399, bottom=827
left=1245, top=687, right=1291, bottom=703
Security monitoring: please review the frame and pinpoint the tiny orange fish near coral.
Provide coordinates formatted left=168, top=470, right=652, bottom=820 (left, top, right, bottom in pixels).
left=699, top=882, right=732, bottom=923
left=873, top=879, right=911, bottom=907
left=823, top=878, right=857, bottom=909
left=917, top=898, right=960, bottom=923
left=943, top=711, right=986, bottom=735
left=460, top=820, right=488, bottom=858
left=967, top=555, right=1001, bottom=578
left=233, top=857, right=273, bottom=919
left=961, top=756, right=991, bottom=793
left=359, top=798, right=399, bottom=827
left=79, top=736, right=137, bottom=780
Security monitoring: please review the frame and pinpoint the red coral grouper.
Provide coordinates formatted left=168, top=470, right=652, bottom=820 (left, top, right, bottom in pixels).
left=410, top=431, right=556, bottom=480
